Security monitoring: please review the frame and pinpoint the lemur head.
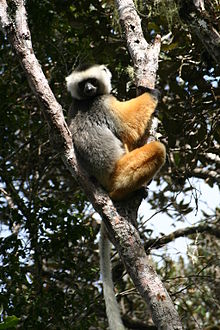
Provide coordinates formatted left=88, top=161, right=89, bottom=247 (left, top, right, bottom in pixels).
left=66, top=64, right=112, bottom=100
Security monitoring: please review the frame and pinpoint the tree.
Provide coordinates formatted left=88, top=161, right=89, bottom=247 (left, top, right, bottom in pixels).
left=0, top=0, right=219, bottom=329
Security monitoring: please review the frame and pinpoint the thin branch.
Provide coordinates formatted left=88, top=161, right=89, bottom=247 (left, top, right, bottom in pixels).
left=144, top=223, right=220, bottom=251
left=204, top=153, right=220, bottom=165
left=1, top=171, right=30, bottom=221
left=188, top=167, right=220, bottom=184
left=0, top=188, right=15, bottom=209
left=0, top=125, right=46, bottom=164
left=0, top=184, right=22, bottom=234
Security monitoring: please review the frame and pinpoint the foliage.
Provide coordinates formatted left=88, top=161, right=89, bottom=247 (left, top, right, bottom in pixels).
left=0, top=0, right=219, bottom=329
left=0, top=315, right=19, bottom=329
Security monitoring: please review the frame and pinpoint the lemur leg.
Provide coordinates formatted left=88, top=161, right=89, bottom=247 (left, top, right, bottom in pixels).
left=110, top=92, right=158, bottom=147
left=109, top=141, right=166, bottom=201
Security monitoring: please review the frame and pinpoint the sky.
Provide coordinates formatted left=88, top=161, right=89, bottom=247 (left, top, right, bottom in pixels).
left=139, top=179, right=219, bottom=260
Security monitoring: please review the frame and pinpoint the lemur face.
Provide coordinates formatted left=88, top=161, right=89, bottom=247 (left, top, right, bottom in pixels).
left=66, top=64, right=112, bottom=100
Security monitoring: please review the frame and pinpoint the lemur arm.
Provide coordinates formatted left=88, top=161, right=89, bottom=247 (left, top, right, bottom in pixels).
left=109, top=90, right=158, bottom=147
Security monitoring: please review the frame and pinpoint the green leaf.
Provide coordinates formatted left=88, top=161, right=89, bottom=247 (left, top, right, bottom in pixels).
left=0, top=316, right=20, bottom=329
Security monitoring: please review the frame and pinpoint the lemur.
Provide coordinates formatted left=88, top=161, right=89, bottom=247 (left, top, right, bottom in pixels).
left=66, top=64, right=166, bottom=330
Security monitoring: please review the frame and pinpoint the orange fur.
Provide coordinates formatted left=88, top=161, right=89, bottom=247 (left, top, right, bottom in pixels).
left=109, top=93, right=157, bottom=149
left=109, top=141, right=166, bottom=200
left=124, top=143, right=129, bottom=153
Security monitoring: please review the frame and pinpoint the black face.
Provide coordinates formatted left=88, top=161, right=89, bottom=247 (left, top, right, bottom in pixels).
left=78, top=78, right=99, bottom=99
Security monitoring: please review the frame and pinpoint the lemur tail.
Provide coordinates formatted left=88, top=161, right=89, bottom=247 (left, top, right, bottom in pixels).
left=99, top=222, right=125, bottom=330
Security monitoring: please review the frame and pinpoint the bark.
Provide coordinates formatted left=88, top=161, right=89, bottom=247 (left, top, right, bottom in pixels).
left=0, top=0, right=183, bottom=329
left=178, top=0, right=220, bottom=63
left=115, top=0, right=161, bottom=89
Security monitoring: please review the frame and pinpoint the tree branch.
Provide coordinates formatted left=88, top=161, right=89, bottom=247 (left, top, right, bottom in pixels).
left=0, top=1, right=182, bottom=328
left=144, top=222, right=220, bottom=251
left=115, top=0, right=161, bottom=89
left=114, top=0, right=161, bottom=142
left=188, top=167, right=220, bottom=185
left=204, top=153, right=220, bottom=166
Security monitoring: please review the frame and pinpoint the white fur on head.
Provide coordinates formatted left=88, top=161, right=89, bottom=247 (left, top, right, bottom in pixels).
left=65, top=64, right=112, bottom=100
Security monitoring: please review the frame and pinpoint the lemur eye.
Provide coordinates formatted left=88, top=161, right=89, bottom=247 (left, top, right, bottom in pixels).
left=89, top=78, right=98, bottom=86
left=103, top=67, right=107, bottom=72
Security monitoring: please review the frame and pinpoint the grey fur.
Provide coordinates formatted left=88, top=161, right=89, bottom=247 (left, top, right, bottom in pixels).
left=66, top=64, right=126, bottom=330
left=68, top=96, right=125, bottom=188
